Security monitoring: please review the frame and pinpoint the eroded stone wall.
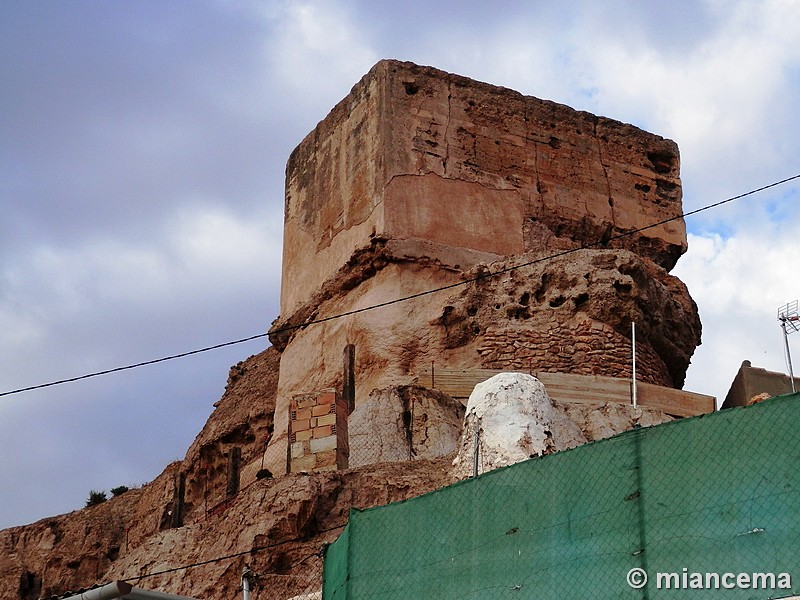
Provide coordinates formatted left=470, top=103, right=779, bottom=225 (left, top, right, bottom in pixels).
left=268, top=60, right=700, bottom=477
left=280, top=59, right=686, bottom=319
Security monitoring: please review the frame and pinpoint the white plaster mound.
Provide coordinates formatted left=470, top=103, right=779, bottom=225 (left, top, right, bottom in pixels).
left=451, top=372, right=587, bottom=479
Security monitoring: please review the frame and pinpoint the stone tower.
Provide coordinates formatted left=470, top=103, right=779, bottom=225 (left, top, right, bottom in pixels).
left=264, top=60, right=700, bottom=475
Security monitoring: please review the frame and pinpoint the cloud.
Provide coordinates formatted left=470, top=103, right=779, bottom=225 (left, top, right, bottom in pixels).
left=556, top=0, right=800, bottom=215
left=0, top=201, right=282, bottom=527
left=1, top=0, right=798, bottom=530
left=261, top=1, right=379, bottom=117
left=674, top=210, right=800, bottom=402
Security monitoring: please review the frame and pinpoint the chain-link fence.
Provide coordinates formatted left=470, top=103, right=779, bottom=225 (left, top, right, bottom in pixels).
left=319, top=393, right=800, bottom=599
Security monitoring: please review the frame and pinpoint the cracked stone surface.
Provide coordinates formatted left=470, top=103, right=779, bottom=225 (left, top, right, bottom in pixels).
left=348, top=385, right=464, bottom=468
left=267, top=59, right=699, bottom=477
left=279, top=59, right=685, bottom=318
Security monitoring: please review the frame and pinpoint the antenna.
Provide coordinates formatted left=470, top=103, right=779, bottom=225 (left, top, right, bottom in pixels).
left=777, top=300, right=799, bottom=394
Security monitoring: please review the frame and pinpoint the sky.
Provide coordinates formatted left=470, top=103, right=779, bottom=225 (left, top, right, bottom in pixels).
left=1, top=0, right=798, bottom=530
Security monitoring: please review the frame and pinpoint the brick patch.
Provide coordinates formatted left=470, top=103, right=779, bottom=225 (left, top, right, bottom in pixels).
left=289, top=389, right=349, bottom=473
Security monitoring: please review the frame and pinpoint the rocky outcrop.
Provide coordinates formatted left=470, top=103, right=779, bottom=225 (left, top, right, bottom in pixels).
left=0, top=454, right=454, bottom=600
left=348, top=385, right=464, bottom=468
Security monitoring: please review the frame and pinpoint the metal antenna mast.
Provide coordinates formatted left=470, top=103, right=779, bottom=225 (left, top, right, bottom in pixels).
left=777, top=300, right=799, bottom=394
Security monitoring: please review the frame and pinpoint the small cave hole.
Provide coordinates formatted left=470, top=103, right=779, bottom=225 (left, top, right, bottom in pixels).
left=646, top=151, right=675, bottom=174
left=467, top=306, right=478, bottom=316
left=519, top=292, right=530, bottom=306
left=613, top=281, right=633, bottom=294
left=272, top=551, right=293, bottom=575
left=549, top=296, right=566, bottom=308
left=18, top=572, right=42, bottom=600
left=402, top=81, right=419, bottom=95
left=575, top=293, right=589, bottom=308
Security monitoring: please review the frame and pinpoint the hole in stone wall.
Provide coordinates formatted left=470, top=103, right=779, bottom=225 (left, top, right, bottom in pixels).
left=18, top=572, right=41, bottom=600
left=549, top=296, right=566, bottom=308
left=403, top=82, right=419, bottom=95
left=534, top=273, right=550, bottom=303
left=646, top=151, right=675, bottom=174
left=272, top=551, right=293, bottom=575
left=613, top=281, right=633, bottom=294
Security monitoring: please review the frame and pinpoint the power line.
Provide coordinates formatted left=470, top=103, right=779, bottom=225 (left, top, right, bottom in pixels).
left=128, top=524, right=343, bottom=582
left=1, top=173, right=798, bottom=399
left=0, top=332, right=269, bottom=398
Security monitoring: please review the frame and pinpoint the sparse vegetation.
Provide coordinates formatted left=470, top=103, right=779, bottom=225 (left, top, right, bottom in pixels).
left=110, top=485, right=130, bottom=497
left=85, top=490, right=107, bottom=507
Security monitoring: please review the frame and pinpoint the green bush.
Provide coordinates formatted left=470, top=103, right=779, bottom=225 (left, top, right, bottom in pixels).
left=85, top=490, right=107, bottom=507
left=110, top=485, right=129, bottom=497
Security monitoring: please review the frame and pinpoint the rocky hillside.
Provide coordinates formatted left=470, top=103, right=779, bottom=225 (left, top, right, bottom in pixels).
left=0, top=344, right=673, bottom=600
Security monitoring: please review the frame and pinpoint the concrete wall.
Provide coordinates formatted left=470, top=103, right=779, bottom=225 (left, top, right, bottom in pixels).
left=722, top=360, right=800, bottom=408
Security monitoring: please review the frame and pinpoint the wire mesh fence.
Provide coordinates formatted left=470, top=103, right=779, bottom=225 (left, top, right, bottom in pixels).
left=320, top=393, right=800, bottom=599
left=207, top=393, right=800, bottom=600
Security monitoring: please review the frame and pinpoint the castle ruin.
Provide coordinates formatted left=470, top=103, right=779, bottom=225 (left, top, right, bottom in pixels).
left=262, top=59, right=702, bottom=476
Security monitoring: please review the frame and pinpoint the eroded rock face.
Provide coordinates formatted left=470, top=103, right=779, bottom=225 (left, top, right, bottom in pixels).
left=0, top=457, right=454, bottom=600
left=0, top=348, right=282, bottom=600
left=441, top=248, right=701, bottom=388
left=263, top=244, right=699, bottom=476
left=348, top=385, right=464, bottom=468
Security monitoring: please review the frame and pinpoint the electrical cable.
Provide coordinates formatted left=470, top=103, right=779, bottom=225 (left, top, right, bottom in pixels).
left=1, top=172, right=798, bottom=400
left=26, top=173, right=800, bottom=590
left=0, top=332, right=270, bottom=398
left=128, top=523, right=344, bottom=582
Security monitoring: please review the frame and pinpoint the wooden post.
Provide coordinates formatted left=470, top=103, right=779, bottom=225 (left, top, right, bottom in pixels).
left=343, top=344, right=355, bottom=414
left=226, top=447, right=241, bottom=498
left=170, top=472, right=185, bottom=528
left=631, top=322, right=638, bottom=409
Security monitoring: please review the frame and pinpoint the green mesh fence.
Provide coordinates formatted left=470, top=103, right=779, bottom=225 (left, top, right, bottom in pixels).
left=323, top=394, right=800, bottom=599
